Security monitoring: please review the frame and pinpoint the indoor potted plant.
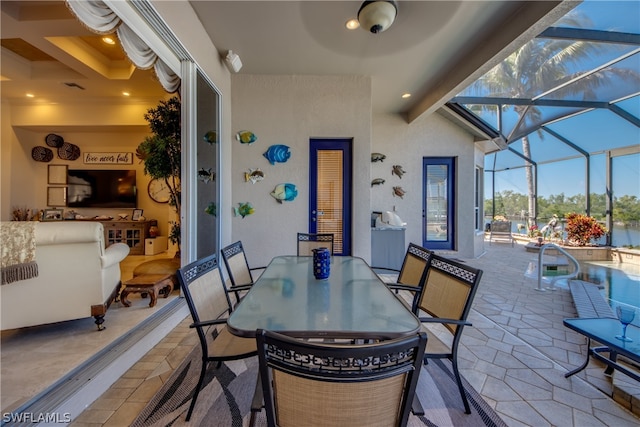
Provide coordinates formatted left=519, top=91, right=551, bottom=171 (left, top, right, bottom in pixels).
left=136, top=96, right=181, bottom=255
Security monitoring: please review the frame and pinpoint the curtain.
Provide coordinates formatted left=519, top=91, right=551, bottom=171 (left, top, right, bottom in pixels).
left=66, top=0, right=179, bottom=93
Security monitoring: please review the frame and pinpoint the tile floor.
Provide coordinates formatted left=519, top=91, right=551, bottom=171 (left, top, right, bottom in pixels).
left=0, top=253, right=178, bottom=414
left=3, top=241, right=640, bottom=426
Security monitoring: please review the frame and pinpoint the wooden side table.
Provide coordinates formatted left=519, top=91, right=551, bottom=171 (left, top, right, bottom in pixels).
left=121, top=274, right=173, bottom=308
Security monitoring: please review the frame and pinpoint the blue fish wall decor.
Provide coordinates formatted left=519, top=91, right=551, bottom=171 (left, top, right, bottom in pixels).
left=270, top=183, right=298, bottom=204
left=263, top=145, right=291, bottom=165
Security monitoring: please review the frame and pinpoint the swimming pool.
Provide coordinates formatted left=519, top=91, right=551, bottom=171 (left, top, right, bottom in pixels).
left=577, top=261, right=640, bottom=316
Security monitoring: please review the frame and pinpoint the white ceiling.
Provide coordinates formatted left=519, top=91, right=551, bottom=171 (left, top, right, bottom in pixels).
left=2, top=0, right=571, bottom=123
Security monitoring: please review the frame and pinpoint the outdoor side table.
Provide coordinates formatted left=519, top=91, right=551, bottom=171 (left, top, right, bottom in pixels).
left=563, top=317, right=640, bottom=382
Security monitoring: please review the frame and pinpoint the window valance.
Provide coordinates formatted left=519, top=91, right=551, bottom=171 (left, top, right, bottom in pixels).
left=66, top=0, right=180, bottom=93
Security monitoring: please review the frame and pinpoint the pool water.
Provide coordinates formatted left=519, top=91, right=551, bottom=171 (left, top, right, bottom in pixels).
left=577, top=261, right=640, bottom=315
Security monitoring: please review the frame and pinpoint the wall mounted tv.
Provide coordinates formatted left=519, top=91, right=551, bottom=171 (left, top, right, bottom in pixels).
left=67, top=169, right=137, bottom=208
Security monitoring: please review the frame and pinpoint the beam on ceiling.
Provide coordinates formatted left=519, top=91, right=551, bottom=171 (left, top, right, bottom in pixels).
left=405, top=1, right=569, bottom=124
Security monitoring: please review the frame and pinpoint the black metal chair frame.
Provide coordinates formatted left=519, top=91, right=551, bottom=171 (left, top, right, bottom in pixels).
left=256, top=329, right=427, bottom=427
left=177, top=254, right=258, bottom=421
left=411, top=254, right=483, bottom=414
left=374, top=243, right=433, bottom=313
left=221, top=240, right=266, bottom=305
left=296, top=232, right=335, bottom=256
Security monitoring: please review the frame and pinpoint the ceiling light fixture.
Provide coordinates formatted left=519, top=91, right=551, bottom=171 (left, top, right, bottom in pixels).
left=224, top=50, right=243, bottom=73
left=401, top=93, right=411, bottom=99
left=122, top=91, right=130, bottom=97
left=102, top=36, right=116, bottom=45
left=345, top=19, right=360, bottom=30
left=26, top=93, right=34, bottom=98
left=357, top=1, right=398, bottom=34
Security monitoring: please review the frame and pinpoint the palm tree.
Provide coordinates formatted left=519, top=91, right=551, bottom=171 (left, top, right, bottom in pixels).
left=465, top=10, right=637, bottom=226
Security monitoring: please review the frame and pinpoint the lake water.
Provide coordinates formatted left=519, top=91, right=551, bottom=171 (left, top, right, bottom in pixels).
left=497, top=220, right=639, bottom=248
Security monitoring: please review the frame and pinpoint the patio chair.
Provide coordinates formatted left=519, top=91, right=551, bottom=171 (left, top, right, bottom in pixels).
left=256, top=328, right=427, bottom=427
left=176, top=254, right=258, bottom=421
left=221, top=240, right=266, bottom=305
left=372, top=243, right=433, bottom=312
left=296, top=232, right=334, bottom=256
left=489, top=220, right=514, bottom=246
left=411, top=254, right=483, bottom=414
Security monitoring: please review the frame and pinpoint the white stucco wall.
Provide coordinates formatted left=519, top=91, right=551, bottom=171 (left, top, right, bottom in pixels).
left=372, top=112, right=483, bottom=259
left=230, top=75, right=372, bottom=267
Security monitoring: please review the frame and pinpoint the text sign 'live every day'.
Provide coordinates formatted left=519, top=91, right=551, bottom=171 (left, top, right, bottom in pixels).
left=84, top=152, right=133, bottom=164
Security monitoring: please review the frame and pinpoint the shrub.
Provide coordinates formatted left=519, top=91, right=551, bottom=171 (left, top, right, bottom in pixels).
left=564, top=213, right=606, bottom=246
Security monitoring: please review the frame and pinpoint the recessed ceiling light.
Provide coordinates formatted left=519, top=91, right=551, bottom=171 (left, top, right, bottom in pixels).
left=26, top=93, right=34, bottom=98
left=345, top=19, right=360, bottom=30
left=122, top=91, right=130, bottom=97
left=102, top=36, right=116, bottom=45
left=402, top=93, right=411, bottom=99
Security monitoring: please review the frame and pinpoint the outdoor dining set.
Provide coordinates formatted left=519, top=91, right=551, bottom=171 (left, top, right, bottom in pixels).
left=174, top=233, right=484, bottom=426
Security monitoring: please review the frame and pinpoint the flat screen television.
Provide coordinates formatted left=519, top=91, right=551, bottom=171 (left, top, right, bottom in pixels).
left=67, top=169, right=137, bottom=208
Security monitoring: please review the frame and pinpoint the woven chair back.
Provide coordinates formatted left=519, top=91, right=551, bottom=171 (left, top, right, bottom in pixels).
left=417, top=255, right=482, bottom=335
left=297, top=233, right=334, bottom=256
left=221, top=241, right=254, bottom=286
left=257, top=329, right=427, bottom=427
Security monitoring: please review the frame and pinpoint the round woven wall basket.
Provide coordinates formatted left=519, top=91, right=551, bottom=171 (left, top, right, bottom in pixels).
left=32, top=146, right=54, bottom=162
left=45, top=133, right=64, bottom=148
left=58, top=142, right=81, bottom=160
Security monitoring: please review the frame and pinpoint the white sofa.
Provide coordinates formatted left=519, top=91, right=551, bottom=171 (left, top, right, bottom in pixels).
left=1, top=221, right=129, bottom=331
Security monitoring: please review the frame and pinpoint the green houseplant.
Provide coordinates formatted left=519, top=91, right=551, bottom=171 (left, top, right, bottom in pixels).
left=564, top=213, right=606, bottom=246
left=136, top=96, right=181, bottom=253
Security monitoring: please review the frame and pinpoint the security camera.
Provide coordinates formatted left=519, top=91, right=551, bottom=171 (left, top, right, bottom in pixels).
left=357, top=1, right=398, bottom=34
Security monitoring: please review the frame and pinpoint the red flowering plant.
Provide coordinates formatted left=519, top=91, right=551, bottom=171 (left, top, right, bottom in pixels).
left=528, top=224, right=541, bottom=238
left=564, top=213, right=607, bottom=246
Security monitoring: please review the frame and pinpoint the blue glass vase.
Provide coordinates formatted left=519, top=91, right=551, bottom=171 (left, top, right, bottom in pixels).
left=312, top=247, right=331, bottom=280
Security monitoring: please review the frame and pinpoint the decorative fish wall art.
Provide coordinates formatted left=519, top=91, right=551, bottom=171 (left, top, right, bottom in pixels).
left=271, top=183, right=298, bottom=203
left=393, top=186, right=406, bottom=198
left=371, top=178, right=385, bottom=187
left=198, top=168, right=215, bottom=183
left=263, top=145, right=291, bottom=165
left=244, top=168, right=265, bottom=184
left=371, top=152, right=386, bottom=162
left=234, top=202, right=255, bottom=218
left=203, top=130, right=217, bottom=144
left=205, top=202, right=217, bottom=217
left=392, top=165, right=406, bottom=179
left=236, top=130, right=257, bottom=144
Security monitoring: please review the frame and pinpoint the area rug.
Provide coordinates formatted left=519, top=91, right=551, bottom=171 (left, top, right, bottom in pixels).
left=132, top=345, right=507, bottom=427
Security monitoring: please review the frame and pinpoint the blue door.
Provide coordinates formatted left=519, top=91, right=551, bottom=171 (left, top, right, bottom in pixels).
left=423, top=157, right=455, bottom=250
left=309, top=138, right=352, bottom=255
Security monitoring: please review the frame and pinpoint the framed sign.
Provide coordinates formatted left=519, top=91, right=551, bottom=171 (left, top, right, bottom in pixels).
left=132, top=209, right=143, bottom=221
left=83, top=152, right=133, bottom=164
left=48, top=164, right=68, bottom=185
left=42, top=208, right=64, bottom=221
left=47, top=187, right=67, bottom=207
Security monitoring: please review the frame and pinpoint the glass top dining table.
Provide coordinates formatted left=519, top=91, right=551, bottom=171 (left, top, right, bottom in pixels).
left=227, top=256, right=421, bottom=339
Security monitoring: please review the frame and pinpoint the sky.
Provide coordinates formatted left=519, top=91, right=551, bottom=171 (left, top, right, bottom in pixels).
left=481, top=0, right=640, bottom=200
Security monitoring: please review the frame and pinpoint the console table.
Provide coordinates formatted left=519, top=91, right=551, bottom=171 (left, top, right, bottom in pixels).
left=100, top=220, right=156, bottom=255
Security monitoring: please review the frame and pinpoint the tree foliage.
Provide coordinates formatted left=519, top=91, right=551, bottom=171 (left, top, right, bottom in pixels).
left=136, top=96, right=181, bottom=247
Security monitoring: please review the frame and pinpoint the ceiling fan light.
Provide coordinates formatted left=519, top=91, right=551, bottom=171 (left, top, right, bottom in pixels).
left=357, top=1, right=397, bottom=34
